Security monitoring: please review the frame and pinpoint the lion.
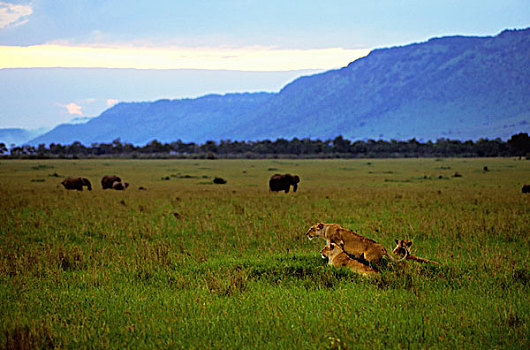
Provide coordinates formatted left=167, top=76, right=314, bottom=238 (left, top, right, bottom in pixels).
left=392, top=239, right=441, bottom=265
left=320, top=243, right=379, bottom=277
left=306, top=222, right=406, bottom=265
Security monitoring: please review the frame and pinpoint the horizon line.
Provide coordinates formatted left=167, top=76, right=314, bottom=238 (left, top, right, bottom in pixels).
left=0, top=44, right=371, bottom=71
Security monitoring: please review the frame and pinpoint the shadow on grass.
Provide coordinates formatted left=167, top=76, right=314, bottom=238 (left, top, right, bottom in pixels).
left=136, top=253, right=500, bottom=296
left=185, top=254, right=390, bottom=295
left=4, top=322, right=55, bottom=350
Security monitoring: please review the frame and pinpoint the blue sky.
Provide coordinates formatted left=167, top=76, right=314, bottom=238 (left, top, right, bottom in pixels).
left=0, top=0, right=529, bottom=130
left=2, top=1, right=529, bottom=49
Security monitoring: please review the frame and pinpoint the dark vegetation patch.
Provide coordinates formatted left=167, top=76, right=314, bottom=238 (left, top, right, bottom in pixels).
left=4, top=323, right=55, bottom=350
left=5, top=132, right=528, bottom=159
left=179, top=255, right=456, bottom=295
left=170, top=173, right=201, bottom=179
left=384, top=178, right=412, bottom=183
left=213, top=177, right=227, bottom=184
left=183, top=255, right=358, bottom=293
left=30, top=164, right=54, bottom=170
left=163, top=173, right=210, bottom=180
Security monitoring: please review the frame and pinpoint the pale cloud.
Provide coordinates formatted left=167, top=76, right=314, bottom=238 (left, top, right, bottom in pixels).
left=0, top=2, right=33, bottom=28
left=106, top=98, right=119, bottom=107
left=0, top=44, right=370, bottom=71
left=85, top=98, right=96, bottom=103
left=64, top=102, right=83, bottom=116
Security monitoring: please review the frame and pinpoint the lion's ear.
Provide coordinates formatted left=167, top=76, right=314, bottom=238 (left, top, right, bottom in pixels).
left=395, top=239, right=399, bottom=244
left=339, top=239, right=344, bottom=247
left=405, top=240, right=413, bottom=247
left=317, top=223, right=324, bottom=229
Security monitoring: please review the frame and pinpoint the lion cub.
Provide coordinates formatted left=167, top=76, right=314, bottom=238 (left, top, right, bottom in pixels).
left=320, top=243, right=379, bottom=277
left=306, top=223, right=404, bottom=265
left=393, top=239, right=441, bottom=265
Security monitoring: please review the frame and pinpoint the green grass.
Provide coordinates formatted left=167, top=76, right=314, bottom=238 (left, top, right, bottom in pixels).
left=1, top=158, right=529, bottom=349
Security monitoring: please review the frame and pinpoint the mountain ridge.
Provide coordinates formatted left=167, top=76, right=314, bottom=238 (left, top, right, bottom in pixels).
left=28, top=28, right=530, bottom=145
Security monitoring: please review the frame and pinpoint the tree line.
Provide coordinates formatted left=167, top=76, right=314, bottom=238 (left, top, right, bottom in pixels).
left=1, top=133, right=529, bottom=159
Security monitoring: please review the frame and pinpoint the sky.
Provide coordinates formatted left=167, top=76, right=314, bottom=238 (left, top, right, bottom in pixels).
left=0, top=0, right=529, bottom=130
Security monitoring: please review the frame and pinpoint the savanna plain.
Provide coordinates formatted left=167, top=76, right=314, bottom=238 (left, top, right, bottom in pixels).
left=1, top=158, right=529, bottom=349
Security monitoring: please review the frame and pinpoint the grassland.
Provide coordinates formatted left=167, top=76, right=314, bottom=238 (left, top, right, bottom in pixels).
left=0, top=158, right=529, bottom=349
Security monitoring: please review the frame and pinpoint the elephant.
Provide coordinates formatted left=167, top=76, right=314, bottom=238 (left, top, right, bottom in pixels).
left=112, top=182, right=129, bottom=190
left=61, top=177, right=92, bottom=191
left=101, top=175, right=122, bottom=189
left=522, top=184, right=530, bottom=193
left=269, top=174, right=300, bottom=193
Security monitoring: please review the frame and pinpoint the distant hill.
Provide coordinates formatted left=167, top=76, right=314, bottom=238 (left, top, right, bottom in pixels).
left=30, top=28, right=530, bottom=145
left=0, top=128, right=47, bottom=146
left=30, top=93, right=274, bottom=145
left=1, top=67, right=319, bottom=145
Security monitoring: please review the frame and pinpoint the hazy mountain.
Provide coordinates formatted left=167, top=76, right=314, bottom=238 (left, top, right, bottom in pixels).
left=0, top=128, right=49, bottom=146
left=1, top=67, right=318, bottom=135
left=232, top=28, right=530, bottom=141
left=30, top=28, right=530, bottom=145
left=30, top=93, right=275, bottom=145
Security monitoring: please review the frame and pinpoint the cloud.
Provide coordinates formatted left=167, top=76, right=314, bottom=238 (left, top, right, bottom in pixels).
left=106, top=98, right=119, bottom=107
left=64, top=102, right=83, bottom=116
left=0, top=44, right=370, bottom=71
left=0, top=2, right=33, bottom=29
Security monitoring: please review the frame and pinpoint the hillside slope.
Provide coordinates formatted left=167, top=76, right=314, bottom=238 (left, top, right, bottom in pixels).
left=229, top=28, right=530, bottom=141
left=30, top=93, right=274, bottom=145
left=30, top=28, right=530, bottom=145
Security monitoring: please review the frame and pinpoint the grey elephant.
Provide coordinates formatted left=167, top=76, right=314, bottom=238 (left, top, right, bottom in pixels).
left=101, top=175, right=122, bottom=189
left=269, top=174, right=300, bottom=193
left=61, top=177, right=92, bottom=191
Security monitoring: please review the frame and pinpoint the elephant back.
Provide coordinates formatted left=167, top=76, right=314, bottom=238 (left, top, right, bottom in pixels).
left=101, top=175, right=121, bottom=189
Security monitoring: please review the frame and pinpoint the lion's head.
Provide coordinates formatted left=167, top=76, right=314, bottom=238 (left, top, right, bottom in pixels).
left=320, top=242, right=341, bottom=259
left=393, top=239, right=412, bottom=257
left=306, top=222, right=325, bottom=240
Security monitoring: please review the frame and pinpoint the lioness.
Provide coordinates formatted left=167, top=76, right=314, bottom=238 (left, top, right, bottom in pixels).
left=306, top=223, right=405, bottom=264
left=393, top=239, right=441, bottom=265
left=320, top=243, right=379, bottom=277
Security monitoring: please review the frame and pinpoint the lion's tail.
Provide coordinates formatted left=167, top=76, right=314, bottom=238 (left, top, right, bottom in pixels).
left=406, top=255, right=441, bottom=265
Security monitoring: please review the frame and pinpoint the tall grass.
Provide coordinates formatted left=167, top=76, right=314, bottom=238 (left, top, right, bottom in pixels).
left=1, top=158, right=529, bottom=348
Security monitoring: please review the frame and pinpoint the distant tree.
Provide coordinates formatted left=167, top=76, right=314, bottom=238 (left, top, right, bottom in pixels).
left=142, top=139, right=168, bottom=153
left=36, top=143, right=47, bottom=157
left=10, top=144, right=36, bottom=156
left=0, top=143, right=7, bottom=155
left=170, top=139, right=197, bottom=154
left=112, top=138, right=124, bottom=153
left=332, top=135, right=351, bottom=153
left=507, top=133, right=530, bottom=158
left=66, top=141, right=87, bottom=156
left=201, top=140, right=218, bottom=153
